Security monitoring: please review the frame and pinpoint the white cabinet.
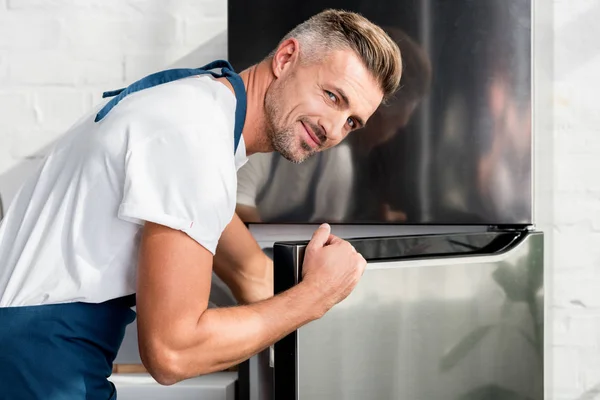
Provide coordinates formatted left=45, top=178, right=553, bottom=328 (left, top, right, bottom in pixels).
left=109, top=372, right=237, bottom=400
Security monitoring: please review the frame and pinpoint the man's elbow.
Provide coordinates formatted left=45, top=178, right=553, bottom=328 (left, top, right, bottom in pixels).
left=138, top=336, right=216, bottom=386
left=139, top=342, right=185, bottom=386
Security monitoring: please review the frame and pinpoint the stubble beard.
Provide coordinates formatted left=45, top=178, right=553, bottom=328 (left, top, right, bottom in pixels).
left=264, top=83, right=315, bottom=164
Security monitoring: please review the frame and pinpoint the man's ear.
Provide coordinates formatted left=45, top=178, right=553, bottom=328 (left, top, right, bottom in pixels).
left=271, top=38, right=300, bottom=78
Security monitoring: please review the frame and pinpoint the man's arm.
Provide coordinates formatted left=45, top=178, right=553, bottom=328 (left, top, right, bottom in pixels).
left=212, top=213, right=271, bottom=304
left=136, top=222, right=365, bottom=385
left=235, top=204, right=262, bottom=223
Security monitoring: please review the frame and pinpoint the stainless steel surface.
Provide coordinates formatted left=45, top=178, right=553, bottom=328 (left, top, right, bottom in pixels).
left=229, top=0, right=532, bottom=225
left=277, top=231, right=543, bottom=400
left=245, top=225, right=489, bottom=400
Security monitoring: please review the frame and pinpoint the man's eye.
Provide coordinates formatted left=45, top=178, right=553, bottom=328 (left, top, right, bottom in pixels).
left=326, top=91, right=338, bottom=103
left=347, top=118, right=356, bottom=129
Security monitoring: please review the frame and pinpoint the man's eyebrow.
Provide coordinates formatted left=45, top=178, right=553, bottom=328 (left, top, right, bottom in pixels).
left=334, top=87, right=365, bottom=127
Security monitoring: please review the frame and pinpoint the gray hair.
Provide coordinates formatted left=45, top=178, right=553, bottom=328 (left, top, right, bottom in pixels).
left=269, top=9, right=403, bottom=102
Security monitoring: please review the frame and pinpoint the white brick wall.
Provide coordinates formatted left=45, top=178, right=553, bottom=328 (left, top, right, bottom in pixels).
left=552, top=1, right=600, bottom=398
left=0, top=0, right=227, bottom=202
left=0, top=1, right=599, bottom=399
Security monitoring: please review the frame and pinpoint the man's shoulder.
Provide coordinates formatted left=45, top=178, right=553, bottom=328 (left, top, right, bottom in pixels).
left=107, top=75, right=234, bottom=148
left=105, top=74, right=233, bottom=131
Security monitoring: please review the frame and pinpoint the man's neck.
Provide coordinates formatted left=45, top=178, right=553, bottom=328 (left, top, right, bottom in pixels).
left=217, top=61, right=274, bottom=156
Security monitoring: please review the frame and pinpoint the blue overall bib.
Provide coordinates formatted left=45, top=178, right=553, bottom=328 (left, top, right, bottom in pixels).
left=0, top=60, right=247, bottom=400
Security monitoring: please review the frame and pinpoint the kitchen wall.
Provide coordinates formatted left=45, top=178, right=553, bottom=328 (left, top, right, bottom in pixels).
left=0, top=1, right=598, bottom=399
left=0, top=0, right=228, bottom=206
left=550, top=1, right=600, bottom=399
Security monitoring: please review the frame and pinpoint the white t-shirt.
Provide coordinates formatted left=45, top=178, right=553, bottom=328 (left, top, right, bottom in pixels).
left=236, top=144, right=354, bottom=223
left=0, top=75, right=248, bottom=307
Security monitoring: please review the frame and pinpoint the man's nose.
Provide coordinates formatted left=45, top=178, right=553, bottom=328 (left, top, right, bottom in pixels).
left=325, top=116, right=348, bottom=144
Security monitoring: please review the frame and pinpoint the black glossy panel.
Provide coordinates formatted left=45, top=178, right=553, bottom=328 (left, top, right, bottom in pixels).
left=229, top=0, right=532, bottom=225
left=274, top=231, right=523, bottom=266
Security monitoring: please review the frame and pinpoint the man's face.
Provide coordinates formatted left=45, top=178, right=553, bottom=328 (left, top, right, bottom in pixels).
left=264, top=46, right=383, bottom=163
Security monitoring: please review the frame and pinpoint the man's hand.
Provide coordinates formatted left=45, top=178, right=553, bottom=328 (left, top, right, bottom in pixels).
left=299, top=223, right=367, bottom=317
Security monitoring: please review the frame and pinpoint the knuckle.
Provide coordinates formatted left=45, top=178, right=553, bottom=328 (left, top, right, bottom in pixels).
left=306, top=246, right=319, bottom=256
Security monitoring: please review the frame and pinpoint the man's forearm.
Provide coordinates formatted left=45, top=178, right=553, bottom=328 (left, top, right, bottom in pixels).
left=174, top=283, right=323, bottom=380
left=225, top=254, right=273, bottom=304
left=213, top=213, right=273, bottom=304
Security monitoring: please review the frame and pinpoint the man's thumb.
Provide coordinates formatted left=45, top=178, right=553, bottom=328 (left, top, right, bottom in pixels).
left=308, top=223, right=331, bottom=249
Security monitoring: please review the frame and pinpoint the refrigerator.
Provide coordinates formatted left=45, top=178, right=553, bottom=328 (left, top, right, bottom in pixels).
left=228, top=0, right=543, bottom=399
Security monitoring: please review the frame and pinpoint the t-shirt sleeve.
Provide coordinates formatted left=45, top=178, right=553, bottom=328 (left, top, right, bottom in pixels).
left=312, top=145, right=354, bottom=222
left=117, top=126, right=235, bottom=255
left=235, top=153, right=271, bottom=208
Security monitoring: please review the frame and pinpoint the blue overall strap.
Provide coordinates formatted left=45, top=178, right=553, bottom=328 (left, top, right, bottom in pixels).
left=94, top=59, right=246, bottom=153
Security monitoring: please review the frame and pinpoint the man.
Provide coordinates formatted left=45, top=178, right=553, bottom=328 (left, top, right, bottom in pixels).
left=0, top=9, right=402, bottom=399
left=235, top=27, right=431, bottom=224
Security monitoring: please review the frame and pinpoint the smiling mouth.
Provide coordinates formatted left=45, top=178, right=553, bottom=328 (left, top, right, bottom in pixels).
left=301, top=121, right=321, bottom=148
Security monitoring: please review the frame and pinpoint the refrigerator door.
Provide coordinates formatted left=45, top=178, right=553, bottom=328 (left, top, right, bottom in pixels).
left=273, top=230, right=543, bottom=400
left=229, top=0, right=533, bottom=225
